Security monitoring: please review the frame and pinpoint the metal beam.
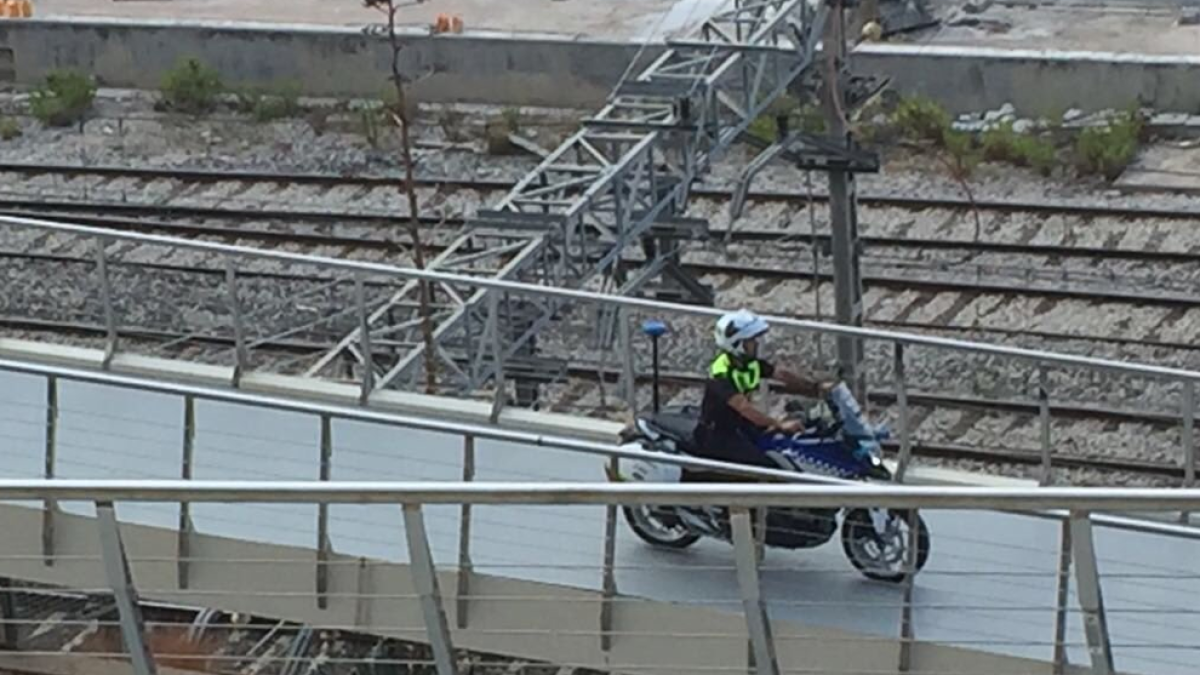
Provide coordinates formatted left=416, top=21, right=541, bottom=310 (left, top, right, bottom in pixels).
left=310, top=0, right=822, bottom=399
left=1069, top=512, right=1114, bottom=675
left=403, top=504, right=459, bottom=675
left=95, top=501, right=159, bottom=675
left=731, top=507, right=779, bottom=675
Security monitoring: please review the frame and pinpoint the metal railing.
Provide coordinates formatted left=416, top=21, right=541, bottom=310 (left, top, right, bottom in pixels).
left=1, top=480, right=1200, bottom=675
left=1, top=212, right=1197, bottom=489
left=3, top=357, right=1200, bottom=674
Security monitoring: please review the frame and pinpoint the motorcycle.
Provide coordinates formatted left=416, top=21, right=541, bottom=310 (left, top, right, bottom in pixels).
left=607, top=383, right=931, bottom=583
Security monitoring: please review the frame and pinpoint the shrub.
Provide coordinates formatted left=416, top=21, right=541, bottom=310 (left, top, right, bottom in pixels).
left=748, top=97, right=826, bottom=142
left=0, top=117, right=21, bottom=140
left=980, top=121, right=1057, bottom=176
left=438, top=106, right=467, bottom=142
left=160, top=58, right=224, bottom=114
left=359, top=105, right=384, bottom=147
left=29, top=70, right=96, bottom=127
left=941, top=129, right=981, bottom=176
left=1074, top=110, right=1144, bottom=180
left=892, top=95, right=951, bottom=144
left=235, top=82, right=302, bottom=122
left=500, top=106, right=522, bottom=134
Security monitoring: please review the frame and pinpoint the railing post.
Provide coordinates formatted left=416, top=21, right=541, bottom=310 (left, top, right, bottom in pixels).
left=1052, top=517, right=1073, bottom=675
left=43, top=375, right=57, bottom=567
left=1180, top=380, right=1195, bottom=523
left=403, top=504, right=459, bottom=675
left=95, top=237, right=118, bottom=369
left=600, top=468, right=619, bottom=652
left=355, top=274, right=374, bottom=404
left=617, top=306, right=636, bottom=410
left=1038, top=365, right=1053, bottom=486
left=455, top=435, right=475, bottom=630
left=731, top=507, right=779, bottom=675
left=898, top=509, right=919, bottom=672
left=96, top=502, right=158, bottom=675
left=316, top=415, right=333, bottom=610
left=488, top=292, right=507, bottom=423
left=227, top=263, right=249, bottom=387
left=893, top=342, right=912, bottom=482
left=177, top=395, right=195, bottom=589
left=1069, top=512, right=1114, bottom=675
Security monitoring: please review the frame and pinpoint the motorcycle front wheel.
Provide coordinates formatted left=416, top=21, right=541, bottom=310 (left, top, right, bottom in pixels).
left=840, top=508, right=930, bottom=583
left=623, top=506, right=701, bottom=549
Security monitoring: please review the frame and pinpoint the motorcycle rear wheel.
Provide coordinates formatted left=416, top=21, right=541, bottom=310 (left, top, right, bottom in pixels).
left=840, top=508, right=930, bottom=583
left=623, top=506, right=702, bottom=549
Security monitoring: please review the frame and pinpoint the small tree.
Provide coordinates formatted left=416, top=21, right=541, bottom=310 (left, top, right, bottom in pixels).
left=364, top=0, right=439, bottom=394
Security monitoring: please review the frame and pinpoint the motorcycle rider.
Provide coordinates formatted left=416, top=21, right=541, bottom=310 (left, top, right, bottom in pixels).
left=691, top=309, right=833, bottom=478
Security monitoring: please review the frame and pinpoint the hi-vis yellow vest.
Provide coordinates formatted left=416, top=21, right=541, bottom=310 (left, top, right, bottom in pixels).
left=710, top=352, right=762, bottom=394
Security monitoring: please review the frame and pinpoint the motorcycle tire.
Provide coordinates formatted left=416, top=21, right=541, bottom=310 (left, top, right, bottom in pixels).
left=622, top=506, right=701, bottom=549
left=840, top=508, right=930, bottom=583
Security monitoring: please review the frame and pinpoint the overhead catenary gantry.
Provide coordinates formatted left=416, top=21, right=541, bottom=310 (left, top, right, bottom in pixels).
left=309, top=0, right=880, bottom=401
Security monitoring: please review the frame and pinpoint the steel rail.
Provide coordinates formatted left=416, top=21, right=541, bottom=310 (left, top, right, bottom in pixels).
left=5, top=161, right=1200, bottom=222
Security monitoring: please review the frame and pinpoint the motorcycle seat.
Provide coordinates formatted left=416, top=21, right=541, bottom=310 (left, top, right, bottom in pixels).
left=643, top=412, right=700, bottom=451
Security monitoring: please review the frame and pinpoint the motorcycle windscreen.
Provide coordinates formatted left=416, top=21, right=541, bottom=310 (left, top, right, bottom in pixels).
left=827, top=383, right=876, bottom=439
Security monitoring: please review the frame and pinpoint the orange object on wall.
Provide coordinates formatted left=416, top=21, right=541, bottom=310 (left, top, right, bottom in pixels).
left=432, top=13, right=463, bottom=34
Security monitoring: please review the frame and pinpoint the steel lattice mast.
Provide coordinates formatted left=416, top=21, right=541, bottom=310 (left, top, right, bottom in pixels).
left=308, top=0, right=843, bottom=398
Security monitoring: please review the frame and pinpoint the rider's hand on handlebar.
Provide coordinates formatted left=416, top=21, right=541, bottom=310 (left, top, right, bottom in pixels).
left=777, top=419, right=804, bottom=434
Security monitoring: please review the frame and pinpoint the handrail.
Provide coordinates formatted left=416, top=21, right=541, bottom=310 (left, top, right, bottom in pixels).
left=4, top=353, right=1200, bottom=540
left=0, top=355, right=825, bottom=486
left=9, top=479, right=1200, bottom=511
left=5, top=212, right=1200, bottom=383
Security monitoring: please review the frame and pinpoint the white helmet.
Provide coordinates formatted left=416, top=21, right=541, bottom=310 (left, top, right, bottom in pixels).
left=714, top=309, right=769, bottom=356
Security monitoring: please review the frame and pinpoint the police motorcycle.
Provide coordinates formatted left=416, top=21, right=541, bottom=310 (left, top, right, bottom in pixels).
left=607, top=381, right=931, bottom=583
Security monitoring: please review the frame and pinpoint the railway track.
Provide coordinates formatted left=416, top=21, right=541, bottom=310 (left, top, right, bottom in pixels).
left=1, top=162, right=1198, bottom=484
left=3, top=211, right=1200, bottom=353
left=5, top=161, right=1200, bottom=221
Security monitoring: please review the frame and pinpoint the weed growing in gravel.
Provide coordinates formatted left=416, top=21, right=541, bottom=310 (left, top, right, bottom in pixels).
left=980, top=121, right=1057, bottom=176
left=160, top=58, right=224, bottom=115
left=30, top=70, right=96, bottom=127
left=438, top=106, right=467, bottom=142
left=0, top=117, right=21, bottom=140
left=359, top=105, right=384, bottom=147
left=1074, top=109, right=1145, bottom=180
left=235, top=82, right=303, bottom=122
left=892, top=95, right=951, bottom=144
left=500, top=106, right=522, bottom=133
left=747, top=95, right=827, bottom=142
left=484, top=107, right=525, bottom=155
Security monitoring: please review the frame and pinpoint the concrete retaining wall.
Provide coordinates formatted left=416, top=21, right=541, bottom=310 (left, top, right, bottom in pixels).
left=0, top=18, right=663, bottom=109
left=854, top=44, right=1200, bottom=116
left=2, top=18, right=1198, bottom=115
